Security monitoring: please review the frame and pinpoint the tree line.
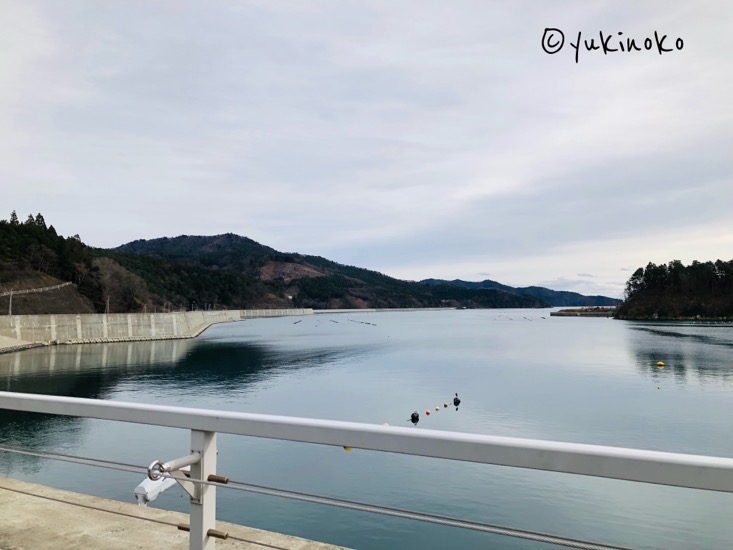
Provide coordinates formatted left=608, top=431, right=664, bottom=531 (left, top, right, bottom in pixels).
left=0, top=210, right=98, bottom=289
left=618, top=259, right=733, bottom=319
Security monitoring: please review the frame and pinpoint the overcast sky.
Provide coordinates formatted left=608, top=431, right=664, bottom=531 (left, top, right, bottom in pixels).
left=2, top=1, right=731, bottom=297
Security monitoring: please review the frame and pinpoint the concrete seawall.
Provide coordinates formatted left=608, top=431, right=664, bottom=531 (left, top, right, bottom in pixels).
left=0, top=309, right=312, bottom=349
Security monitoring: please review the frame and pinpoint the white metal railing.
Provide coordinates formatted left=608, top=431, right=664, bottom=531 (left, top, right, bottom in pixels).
left=1, top=391, right=732, bottom=549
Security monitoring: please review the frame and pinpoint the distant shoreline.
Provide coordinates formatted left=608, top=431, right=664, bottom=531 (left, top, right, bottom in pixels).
left=313, top=307, right=456, bottom=314
left=550, top=307, right=616, bottom=317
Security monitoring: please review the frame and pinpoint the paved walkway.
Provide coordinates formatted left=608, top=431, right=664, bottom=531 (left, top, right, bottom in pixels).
left=0, top=477, right=347, bottom=550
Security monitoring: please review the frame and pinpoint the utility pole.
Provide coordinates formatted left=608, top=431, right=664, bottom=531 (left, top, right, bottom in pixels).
left=105, top=295, right=110, bottom=315
left=8, top=289, right=12, bottom=316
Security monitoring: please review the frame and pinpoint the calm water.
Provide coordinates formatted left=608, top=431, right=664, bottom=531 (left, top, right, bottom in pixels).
left=1, top=310, right=732, bottom=549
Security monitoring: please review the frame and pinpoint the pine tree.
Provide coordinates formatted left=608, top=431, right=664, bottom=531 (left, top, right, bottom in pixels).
left=9, top=210, right=18, bottom=225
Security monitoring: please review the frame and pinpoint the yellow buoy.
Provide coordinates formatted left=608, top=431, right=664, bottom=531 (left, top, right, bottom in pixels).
left=435, top=407, right=440, bottom=411
left=343, top=446, right=352, bottom=451
left=443, top=402, right=449, bottom=408
left=657, top=361, right=665, bottom=367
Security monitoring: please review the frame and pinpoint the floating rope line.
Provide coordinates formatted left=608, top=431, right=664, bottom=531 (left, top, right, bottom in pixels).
left=0, top=444, right=634, bottom=550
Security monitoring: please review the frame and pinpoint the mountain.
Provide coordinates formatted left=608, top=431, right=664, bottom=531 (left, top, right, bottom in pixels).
left=4, top=211, right=616, bottom=313
left=420, top=278, right=515, bottom=293
left=420, top=279, right=620, bottom=307
left=513, top=286, right=620, bottom=307
left=115, top=233, right=279, bottom=272
left=113, top=234, right=549, bottom=310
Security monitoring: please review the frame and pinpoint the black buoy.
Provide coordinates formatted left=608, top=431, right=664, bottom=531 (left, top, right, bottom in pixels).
left=409, top=411, right=420, bottom=425
left=453, top=393, right=461, bottom=410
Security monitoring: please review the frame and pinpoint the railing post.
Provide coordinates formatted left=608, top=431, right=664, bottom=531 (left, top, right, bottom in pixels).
left=189, top=430, right=217, bottom=550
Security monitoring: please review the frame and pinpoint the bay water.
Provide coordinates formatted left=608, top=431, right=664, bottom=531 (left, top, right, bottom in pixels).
left=1, top=309, right=732, bottom=549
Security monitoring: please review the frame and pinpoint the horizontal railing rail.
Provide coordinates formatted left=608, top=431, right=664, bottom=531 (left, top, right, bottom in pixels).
left=2, top=391, right=732, bottom=493
left=2, top=390, right=732, bottom=549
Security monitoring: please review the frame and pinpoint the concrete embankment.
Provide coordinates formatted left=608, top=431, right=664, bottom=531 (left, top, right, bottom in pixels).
left=0, top=308, right=452, bottom=354
left=0, top=309, right=312, bottom=353
left=0, top=477, right=346, bottom=549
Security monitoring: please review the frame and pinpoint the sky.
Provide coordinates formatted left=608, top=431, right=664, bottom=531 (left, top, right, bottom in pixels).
left=1, top=1, right=731, bottom=298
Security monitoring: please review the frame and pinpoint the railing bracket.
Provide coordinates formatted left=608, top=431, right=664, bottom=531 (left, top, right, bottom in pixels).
left=147, top=453, right=201, bottom=500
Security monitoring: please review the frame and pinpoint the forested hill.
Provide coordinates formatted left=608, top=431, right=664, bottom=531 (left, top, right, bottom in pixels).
left=617, top=259, right=733, bottom=319
left=2, top=214, right=550, bottom=313
left=0, top=212, right=101, bottom=312
left=115, top=234, right=279, bottom=272
left=421, top=279, right=620, bottom=307
left=114, top=234, right=549, bottom=310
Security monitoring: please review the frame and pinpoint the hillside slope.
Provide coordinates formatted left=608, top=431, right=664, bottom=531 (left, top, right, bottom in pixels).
left=0, top=271, right=95, bottom=315
left=4, top=212, right=604, bottom=313
left=114, top=235, right=549, bottom=310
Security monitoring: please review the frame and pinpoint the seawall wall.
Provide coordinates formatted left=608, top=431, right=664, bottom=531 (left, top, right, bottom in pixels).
left=0, top=309, right=312, bottom=345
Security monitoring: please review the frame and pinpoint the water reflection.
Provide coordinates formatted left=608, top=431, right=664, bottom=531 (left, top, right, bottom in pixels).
left=631, top=325, right=733, bottom=348
left=0, top=338, right=364, bottom=395
left=0, top=340, right=196, bottom=475
left=0, top=338, right=360, bottom=472
left=626, top=323, right=733, bottom=384
left=0, top=340, right=195, bottom=388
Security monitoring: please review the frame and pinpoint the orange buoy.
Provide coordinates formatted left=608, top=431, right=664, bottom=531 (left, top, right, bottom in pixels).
left=425, top=410, right=431, bottom=415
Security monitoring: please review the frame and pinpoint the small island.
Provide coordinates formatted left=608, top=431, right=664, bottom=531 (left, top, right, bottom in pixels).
left=615, top=259, right=733, bottom=320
